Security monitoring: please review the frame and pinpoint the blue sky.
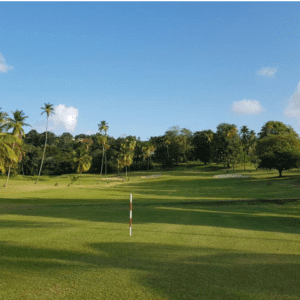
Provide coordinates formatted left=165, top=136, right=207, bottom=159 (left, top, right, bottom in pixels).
left=1, top=2, right=300, bottom=140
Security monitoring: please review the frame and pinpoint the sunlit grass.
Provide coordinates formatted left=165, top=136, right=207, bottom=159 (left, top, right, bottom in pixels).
left=0, top=163, right=300, bottom=299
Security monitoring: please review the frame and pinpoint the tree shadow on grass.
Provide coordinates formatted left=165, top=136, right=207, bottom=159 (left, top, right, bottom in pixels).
left=1, top=199, right=300, bottom=235
left=0, top=241, right=299, bottom=300
left=0, top=220, right=73, bottom=228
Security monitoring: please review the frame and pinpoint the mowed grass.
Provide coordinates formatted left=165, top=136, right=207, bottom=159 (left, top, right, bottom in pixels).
left=0, top=164, right=300, bottom=299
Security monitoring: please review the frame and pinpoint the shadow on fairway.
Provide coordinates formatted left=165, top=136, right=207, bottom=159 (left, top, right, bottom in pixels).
left=1, top=199, right=300, bottom=235
left=0, top=220, right=73, bottom=228
left=0, top=241, right=299, bottom=300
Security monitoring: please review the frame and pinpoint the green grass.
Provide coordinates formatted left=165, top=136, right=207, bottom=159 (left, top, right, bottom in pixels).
left=0, top=163, right=300, bottom=299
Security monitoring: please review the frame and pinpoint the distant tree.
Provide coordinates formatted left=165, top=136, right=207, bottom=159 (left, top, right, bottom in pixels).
left=98, top=121, right=109, bottom=176
left=57, top=132, right=73, bottom=150
left=193, top=130, right=214, bottom=165
left=21, top=144, right=42, bottom=176
left=256, top=134, right=300, bottom=177
left=4, top=110, right=31, bottom=187
left=179, top=128, right=193, bottom=163
left=247, top=130, right=259, bottom=170
left=258, top=121, right=299, bottom=140
left=70, top=147, right=92, bottom=185
left=211, top=123, right=242, bottom=170
left=24, top=129, right=41, bottom=148
left=0, top=133, right=20, bottom=175
left=224, top=125, right=242, bottom=171
left=80, top=138, right=94, bottom=152
left=36, top=103, right=54, bottom=184
left=240, top=126, right=250, bottom=171
left=98, top=135, right=107, bottom=177
left=74, top=134, right=88, bottom=140
left=142, top=142, right=155, bottom=174
left=0, top=108, right=9, bottom=133
left=120, top=137, right=136, bottom=178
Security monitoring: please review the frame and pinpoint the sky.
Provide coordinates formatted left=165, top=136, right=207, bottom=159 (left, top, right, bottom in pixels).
left=1, top=2, right=300, bottom=140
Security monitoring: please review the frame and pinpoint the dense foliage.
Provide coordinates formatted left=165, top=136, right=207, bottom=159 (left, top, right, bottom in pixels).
left=1, top=106, right=300, bottom=178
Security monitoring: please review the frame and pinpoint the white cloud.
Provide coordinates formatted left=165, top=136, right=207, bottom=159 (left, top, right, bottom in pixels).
left=49, top=104, right=79, bottom=132
left=257, top=67, right=277, bottom=78
left=0, top=53, right=13, bottom=73
left=284, top=82, right=300, bottom=121
left=231, top=99, right=265, bottom=115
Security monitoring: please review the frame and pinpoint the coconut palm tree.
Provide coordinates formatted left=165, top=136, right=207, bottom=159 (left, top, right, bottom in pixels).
left=98, top=121, right=109, bottom=176
left=71, top=147, right=92, bottom=185
left=3, top=110, right=31, bottom=187
left=0, top=133, right=20, bottom=175
left=240, top=126, right=250, bottom=171
left=0, top=108, right=9, bottom=133
left=142, top=143, right=155, bottom=174
left=120, top=138, right=136, bottom=179
left=98, top=135, right=107, bottom=177
left=35, top=103, right=54, bottom=184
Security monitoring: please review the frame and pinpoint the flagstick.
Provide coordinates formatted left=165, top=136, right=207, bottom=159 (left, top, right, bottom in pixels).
left=129, top=194, right=132, bottom=236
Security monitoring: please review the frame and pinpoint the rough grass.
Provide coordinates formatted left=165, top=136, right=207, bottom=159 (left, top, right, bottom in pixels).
left=0, top=163, right=300, bottom=299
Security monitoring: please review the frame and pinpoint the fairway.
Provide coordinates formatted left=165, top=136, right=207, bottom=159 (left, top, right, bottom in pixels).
left=1, top=166, right=300, bottom=300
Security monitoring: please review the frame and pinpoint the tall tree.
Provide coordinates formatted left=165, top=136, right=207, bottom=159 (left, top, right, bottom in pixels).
left=239, top=126, right=250, bottom=171
left=142, top=142, right=155, bottom=174
left=97, top=135, right=108, bottom=178
left=4, top=110, right=30, bottom=187
left=98, top=121, right=109, bottom=176
left=247, top=130, right=259, bottom=169
left=35, top=103, right=54, bottom=184
left=120, top=137, right=136, bottom=179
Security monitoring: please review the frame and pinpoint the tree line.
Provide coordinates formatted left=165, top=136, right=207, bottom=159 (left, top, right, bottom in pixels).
left=1, top=104, right=300, bottom=187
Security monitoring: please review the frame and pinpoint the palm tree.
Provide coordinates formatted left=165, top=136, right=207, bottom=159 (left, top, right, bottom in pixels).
left=35, top=103, right=54, bottom=184
left=98, top=121, right=109, bottom=176
left=0, top=133, right=20, bottom=175
left=71, top=147, right=92, bottom=185
left=120, top=138, right=136, bottom=179
left=0, top=108, right=9, bottom=133
left=240, top=126, right=250, bottom=171
left=98, top=135, right=107, bottom=177
left=4, top=110, right=31, bottom=187
left=142, top=143, right=155, bottom=174
left=224, top=125, right=238, bottom=171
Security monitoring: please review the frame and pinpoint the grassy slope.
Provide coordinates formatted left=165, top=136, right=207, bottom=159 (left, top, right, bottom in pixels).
left=0, top=164, right=300, bottom=299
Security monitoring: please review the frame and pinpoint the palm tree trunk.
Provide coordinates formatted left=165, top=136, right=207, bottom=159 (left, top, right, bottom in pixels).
left=147, top=156, right=149, bottom=175
left=100, top=146, right=104, bottom=175
left=3, top=143, right=15, bottom=187
left=98, top=146, right=105, bottom=184
left=105, top=153, right=107, bottom=176
left=244, top=152, right=246, bottom=171
left=35, top=118, right=48, bottom=184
